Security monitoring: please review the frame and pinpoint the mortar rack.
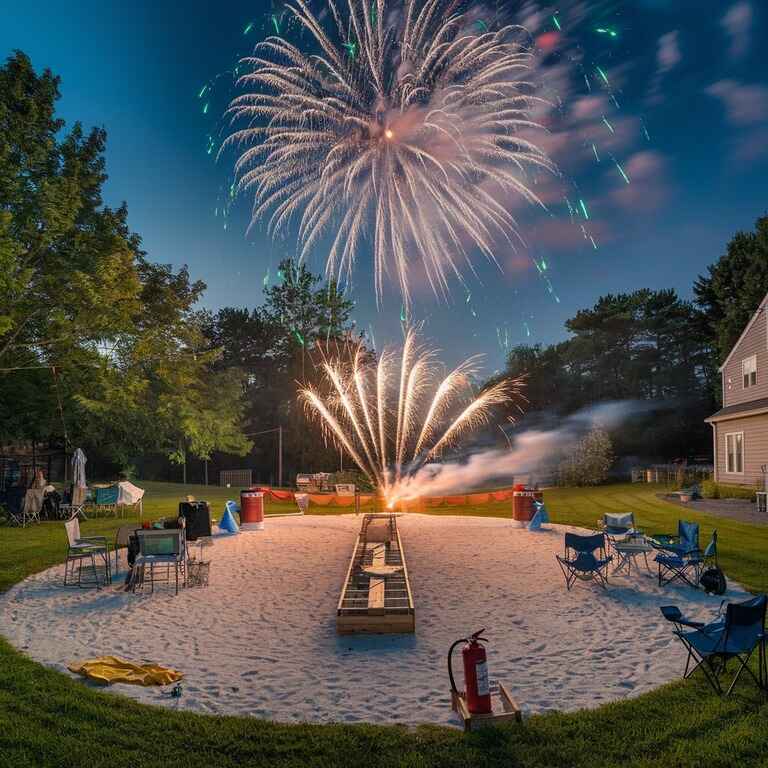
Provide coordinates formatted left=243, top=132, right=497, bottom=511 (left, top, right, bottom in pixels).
left=336, top=513, right=415, bottom=634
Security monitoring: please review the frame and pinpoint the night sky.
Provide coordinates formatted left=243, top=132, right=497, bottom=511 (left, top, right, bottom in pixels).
left=3, top=0, right=767, bottom=371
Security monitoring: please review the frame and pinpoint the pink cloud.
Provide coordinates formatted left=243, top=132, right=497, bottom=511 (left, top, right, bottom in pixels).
left=657, top=31, right=681, bottom=74
left=607, top=151, right=670, bottom=212
left=706, top=80, right=768, bottom=125
left=721, top=2, right=752, bottom=59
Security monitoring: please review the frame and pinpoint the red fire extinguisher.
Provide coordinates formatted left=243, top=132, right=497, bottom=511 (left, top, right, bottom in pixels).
left=448, top=629, right=492, bottom=714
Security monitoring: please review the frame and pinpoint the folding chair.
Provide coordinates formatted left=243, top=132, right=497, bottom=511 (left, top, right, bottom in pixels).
left=651, top=520, right=699, bottom=557
left=655, top=530, right=717, bottom=588
left=63, top=517, right=112, bottom=589
left=3, top=486, right=26, bottom=527
left=599, top=512, right=635, bottom=551
left=660, top=594, right=767, bottom=696
left=556, top=532, right=613, bottom=590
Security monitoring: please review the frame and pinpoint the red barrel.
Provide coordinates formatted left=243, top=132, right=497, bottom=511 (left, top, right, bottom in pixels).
left=512, top=487, right=543, bottom=523
left=240, top=489, right=264, bottom=530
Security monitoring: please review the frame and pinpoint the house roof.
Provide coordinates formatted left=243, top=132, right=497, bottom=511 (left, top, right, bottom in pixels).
left=719, top=292, right=768, bottom=372
left=705, top=397, right=768, bottom=423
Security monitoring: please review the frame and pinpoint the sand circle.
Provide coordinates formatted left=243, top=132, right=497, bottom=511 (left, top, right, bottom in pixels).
left=0, top=515, right=745, bottom=726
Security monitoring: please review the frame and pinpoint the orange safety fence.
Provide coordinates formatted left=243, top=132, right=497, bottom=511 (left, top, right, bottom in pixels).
left=256, top=485, right=517, bottom=509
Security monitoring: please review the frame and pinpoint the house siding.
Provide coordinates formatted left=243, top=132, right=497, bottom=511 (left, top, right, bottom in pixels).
left=722, top=305, right=768, bottom=407
left=713, top=414, right=768, bottom=487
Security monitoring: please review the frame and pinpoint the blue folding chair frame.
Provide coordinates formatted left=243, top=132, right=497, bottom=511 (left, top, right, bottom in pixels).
left=661, top=595, right=767, bottom=696
left=556, top=532, right=613, bottom=591
left=655, top=530, right=717, bottom=588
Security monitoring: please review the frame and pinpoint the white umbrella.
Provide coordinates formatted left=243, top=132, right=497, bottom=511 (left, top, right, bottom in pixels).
left=72, top=448, right=87, bottom=488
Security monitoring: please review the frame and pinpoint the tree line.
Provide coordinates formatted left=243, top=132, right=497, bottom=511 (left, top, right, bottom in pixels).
left=2, top=50, right=767, bottom=482
left=497, top=215, right=768, bottom=463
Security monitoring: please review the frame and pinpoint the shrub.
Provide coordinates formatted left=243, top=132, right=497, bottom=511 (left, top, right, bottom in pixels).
left=701, top=480, right=756, bottom=501
left=559, top=428, right=614, bottom=487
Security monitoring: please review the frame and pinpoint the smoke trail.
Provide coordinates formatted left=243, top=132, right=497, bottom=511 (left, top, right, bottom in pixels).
left=388, top=401, right=653, bottom=503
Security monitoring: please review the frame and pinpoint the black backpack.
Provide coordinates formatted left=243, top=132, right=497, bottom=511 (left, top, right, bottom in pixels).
left=699, top=567, right=727, bottom=596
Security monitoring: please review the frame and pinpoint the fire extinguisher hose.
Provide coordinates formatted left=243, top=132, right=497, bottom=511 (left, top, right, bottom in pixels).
left=447, top=637, right=467, bottom=696
left=448, top=629, right=488, bottom=696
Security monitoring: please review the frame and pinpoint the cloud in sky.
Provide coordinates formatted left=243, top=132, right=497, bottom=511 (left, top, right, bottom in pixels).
left=705, top=79, right=768, bottom=164
left=657, top=31, right=681, bottom=74
left=706, top=80, right=768, bottom=125
left=721, top=2, right=753, bottom=59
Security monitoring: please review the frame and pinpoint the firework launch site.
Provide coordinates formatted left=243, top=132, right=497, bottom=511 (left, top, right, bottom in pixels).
left=4, top=0, right=768, bottom=764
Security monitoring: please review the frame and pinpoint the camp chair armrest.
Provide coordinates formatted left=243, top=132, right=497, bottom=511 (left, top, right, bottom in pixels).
left=78, top=536, right=108, bottom=543
left=660, top=605, right=706, bottom=629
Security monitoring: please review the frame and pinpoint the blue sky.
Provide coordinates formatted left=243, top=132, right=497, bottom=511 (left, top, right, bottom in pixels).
left=3, top=0, right=767, bottom=371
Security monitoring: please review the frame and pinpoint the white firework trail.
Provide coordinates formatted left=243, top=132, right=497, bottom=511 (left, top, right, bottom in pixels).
left=298, top=329, right=524, bottom=503
left=223, top=0, right=554, bottom=304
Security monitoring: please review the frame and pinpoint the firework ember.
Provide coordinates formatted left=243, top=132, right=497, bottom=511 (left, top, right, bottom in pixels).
left=298, top=330, right=524, bottom=506
left=223, top=0, right=554, bottom=304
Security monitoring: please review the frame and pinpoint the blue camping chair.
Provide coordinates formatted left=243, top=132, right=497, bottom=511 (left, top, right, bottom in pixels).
left=651, top=520, right=700, bottom=557
left=660, top=594, right=767, bottom=696
left=556, top=532, right=613, bottom=590
left=655, top=529, right=717, bottom=588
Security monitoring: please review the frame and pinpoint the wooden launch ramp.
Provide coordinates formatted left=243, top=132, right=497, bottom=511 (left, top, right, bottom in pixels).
left=336, top=513, right=415, bottom=634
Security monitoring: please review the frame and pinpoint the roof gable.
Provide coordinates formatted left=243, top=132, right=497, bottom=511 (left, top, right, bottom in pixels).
left=719, top=292, right=768, bottom=372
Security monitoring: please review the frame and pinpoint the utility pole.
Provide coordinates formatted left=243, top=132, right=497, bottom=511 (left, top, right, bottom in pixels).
left=246, top=426, right=284, bottom=488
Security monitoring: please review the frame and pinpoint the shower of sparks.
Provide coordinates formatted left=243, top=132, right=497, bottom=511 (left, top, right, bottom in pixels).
left=552, top=14, right=561, bottom=31
left=595, top=28, right=617, bottom=38
left=596, top=66, right=609, bottom=85
left=592, top=143, right=600, bottom=163
left=198, top=84, right=209, bottom=99
left=602, top=116, right=615, bottom=133
left=579, top=198, right=590, bottom=220
left=243, top=21, right=254, bottom=35
left=223, top=0, right=553, bottom=304
left=299, top=330, right=522, bottom=505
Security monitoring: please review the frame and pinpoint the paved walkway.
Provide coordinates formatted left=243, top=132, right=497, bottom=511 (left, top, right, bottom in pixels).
left=660, top=494, right=767, bottom=526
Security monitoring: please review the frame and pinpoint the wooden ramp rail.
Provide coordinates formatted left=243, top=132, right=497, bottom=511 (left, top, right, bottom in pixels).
left=336, top=514, right=415, bottom=634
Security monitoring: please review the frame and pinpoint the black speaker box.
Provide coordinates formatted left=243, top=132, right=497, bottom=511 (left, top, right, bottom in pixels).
left=178, top=501, right=212, bottom=541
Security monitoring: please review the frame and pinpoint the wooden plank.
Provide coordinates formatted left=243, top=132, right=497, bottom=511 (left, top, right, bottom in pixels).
left=451, top=684, right=523, bottom=731
left=498, top=682, right=523, bottom=722
left=367, top=543, right=386, bottom=613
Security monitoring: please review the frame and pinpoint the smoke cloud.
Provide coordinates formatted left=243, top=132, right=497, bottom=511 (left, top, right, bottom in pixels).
left=389, top=401, right=653, bottom=502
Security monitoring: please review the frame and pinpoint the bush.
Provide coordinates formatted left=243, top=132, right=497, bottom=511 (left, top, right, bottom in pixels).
left=701, top=480, right=756, bottom=501
left=559, top=428, right=614, bottom=487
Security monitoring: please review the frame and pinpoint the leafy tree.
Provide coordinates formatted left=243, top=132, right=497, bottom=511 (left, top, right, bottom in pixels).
left=205, top=259, right=363, bottom=483
left=501, top=289, right=715, bottom=462
left=0, top=52, right=251, bottom=475
left=694, top=214, right=768, bottom=364
left=559, top=428, right=614, bottom=486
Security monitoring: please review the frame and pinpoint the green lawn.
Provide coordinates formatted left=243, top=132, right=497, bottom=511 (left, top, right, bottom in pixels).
left=1, top=481, right=767, bottom=767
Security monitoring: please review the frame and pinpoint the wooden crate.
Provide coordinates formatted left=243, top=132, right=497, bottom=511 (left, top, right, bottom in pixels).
left=451, top=682, right=522, bottom=732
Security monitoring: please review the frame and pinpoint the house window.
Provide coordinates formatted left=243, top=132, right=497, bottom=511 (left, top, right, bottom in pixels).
left=725, top=432, right=744, bottom=474
left=742, top=355, right=757, bottom=388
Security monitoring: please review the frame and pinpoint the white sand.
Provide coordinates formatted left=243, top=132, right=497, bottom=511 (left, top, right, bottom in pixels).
left=0, top=515, right=747, bottom=726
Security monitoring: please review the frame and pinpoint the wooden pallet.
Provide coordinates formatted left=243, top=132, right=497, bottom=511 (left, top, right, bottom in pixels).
left=336, top=514, right=415, bottom=634
left=451, top=683, right=522, bottom=732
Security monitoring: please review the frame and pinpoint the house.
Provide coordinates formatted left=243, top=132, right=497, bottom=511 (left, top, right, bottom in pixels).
left=705, top=293, right=768, bottom=488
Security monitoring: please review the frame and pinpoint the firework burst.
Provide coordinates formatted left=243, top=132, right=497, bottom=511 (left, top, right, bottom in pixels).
left=223, top=0, right=554, bottom=303
left=299, top=329, right=524, bottom=504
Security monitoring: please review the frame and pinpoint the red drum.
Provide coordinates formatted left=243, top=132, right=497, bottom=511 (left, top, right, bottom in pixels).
left=240, top=489, right=265, bottom=531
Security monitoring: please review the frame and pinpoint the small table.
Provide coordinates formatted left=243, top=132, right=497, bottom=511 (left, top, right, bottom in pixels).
left=613, top=538, right=654, bottom=576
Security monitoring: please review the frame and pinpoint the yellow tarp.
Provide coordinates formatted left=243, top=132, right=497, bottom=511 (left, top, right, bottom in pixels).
left=68, top=655, right=183, bottom=686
